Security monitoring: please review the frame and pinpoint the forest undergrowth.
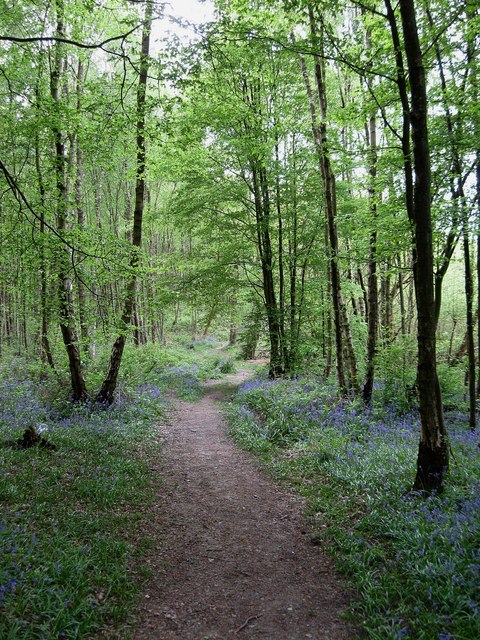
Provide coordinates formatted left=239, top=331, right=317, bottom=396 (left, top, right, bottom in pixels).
left=0, top=339, right=234, bottom=639
left=228, top=376, right=480, bottom=640
left=2, top=337, right=478, bottom=640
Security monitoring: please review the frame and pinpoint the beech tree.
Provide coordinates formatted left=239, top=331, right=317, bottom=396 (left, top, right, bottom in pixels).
left=50, top=0, right=88, bottom=401
left=386, top=0, right=448, bottom=490
left=96, top=0, right=154, bottom=404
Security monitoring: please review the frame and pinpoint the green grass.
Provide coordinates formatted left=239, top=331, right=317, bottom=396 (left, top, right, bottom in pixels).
left=113, top=341, right=238, bottom=400
left=0, top=384, right=164, bottom=639
left=0, top=355, right=162, bottom=639
left=228, top=377, right=480, bottom=640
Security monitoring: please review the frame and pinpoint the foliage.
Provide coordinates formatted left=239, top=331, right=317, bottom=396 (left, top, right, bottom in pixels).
left=229, top=376, right=480, bottom=639
left=117, top=341, right=234, bottom=399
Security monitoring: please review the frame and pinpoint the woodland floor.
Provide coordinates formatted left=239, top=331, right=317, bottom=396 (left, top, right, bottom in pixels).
left=132, top=366, right=355, bottom=640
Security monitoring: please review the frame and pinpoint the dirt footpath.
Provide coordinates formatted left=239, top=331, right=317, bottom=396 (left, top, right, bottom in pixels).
left=134, top=370, right=355, bottom=639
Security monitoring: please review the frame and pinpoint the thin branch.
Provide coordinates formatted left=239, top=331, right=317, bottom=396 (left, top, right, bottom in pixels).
left=0, top=24, right=143, bottom=49
left=0, top=157, right=121, bottom=262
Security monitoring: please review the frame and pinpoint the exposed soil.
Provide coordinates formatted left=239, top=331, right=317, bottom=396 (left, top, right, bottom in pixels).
left=133, top=367, right=355, bottom=639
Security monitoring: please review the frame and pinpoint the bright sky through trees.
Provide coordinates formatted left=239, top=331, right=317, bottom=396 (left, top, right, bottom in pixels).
left=154, top=0, right=215, bottom=44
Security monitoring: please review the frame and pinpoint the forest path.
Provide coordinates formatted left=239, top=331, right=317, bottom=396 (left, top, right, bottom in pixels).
left=133, top=366, right=354, bottom=640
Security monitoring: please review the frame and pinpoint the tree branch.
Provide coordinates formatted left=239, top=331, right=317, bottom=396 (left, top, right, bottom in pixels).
left=0, top=24, right=143, bottom=49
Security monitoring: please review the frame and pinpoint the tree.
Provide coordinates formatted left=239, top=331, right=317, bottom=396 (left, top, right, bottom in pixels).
left=300, top=4, right=359, bottom=394
left=50, top=0, right=88, bottom=401
left=393, top=0, right=448, bottom=491
left=362, top=22, right=379, bottom=405
left=97, top=0, right=154, bottom=404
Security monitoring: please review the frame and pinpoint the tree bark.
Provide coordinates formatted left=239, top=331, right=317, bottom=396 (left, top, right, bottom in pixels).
left=74, top=58, right=89, bottom=351
left=477, top=153, right=480, bottom=397
left=305, top=7, right=358, bottom=394
left=363, top=105, right=379, bottom=404
left=35, top=112, right=55, bottom=371
left=299, top=47, right=346, bottom=391
left=463, top=222, right=475, bottom=430
left=275, top=135, right=287, bottom=371
left=51, top=0, right=87, bottom=401
left=242, top=75, right=284, bottom=377
left=288, top=140, right=299, bottom=374
left=250, top=160, right=283, bottom=376
left=397, top=0, right=448, bottom=492
left=96, top=0, right=153, bottom=404
left=203, top=302, right=218, bottom=336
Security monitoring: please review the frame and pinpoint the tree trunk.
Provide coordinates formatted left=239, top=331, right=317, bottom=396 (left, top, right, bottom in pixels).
left=288, top=150, right=299, bottom=375
left=397, top=255, right=407, bottom=338
left=450, top=312, right=477, bottom=366
left=51, top=0, right=87, bottom=401
left=251, top=161, right=283, bottom=376
left=203, top=302, right=218, bottom=336
left=228, top=293, right=238, bottom=346
left=275, top=134, right=287, bottom=369
left=363, top=106, right=379, bottom=404
left=428, top=5, right=475, bottom=424
left=306, top=7, right=358, bottom=394
left=75, top=58, right=89, bottom=352
left=477, top=153, right=480, bottom=396
left=96, top=0, right=153, bottom=404
left=397, top=0, right=448, bottom=492
left=380, top=273, right=392, bottom=341
left=35, top=116, right=55, bottom=371
left=463, top=222, right=475, bottom=430
left=298, top=41, right=346, bottom=391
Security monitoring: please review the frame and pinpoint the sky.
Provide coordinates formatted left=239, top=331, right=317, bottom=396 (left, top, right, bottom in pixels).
left=165, top=0, right=216, bottom=23
left=153, top=0, right=216, bottom=45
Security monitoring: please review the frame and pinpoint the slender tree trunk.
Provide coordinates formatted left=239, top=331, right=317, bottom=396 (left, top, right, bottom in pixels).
left=447, top=317, right=458, bottom=364
left=251, top=161, right=283, bottom=376
left=463, top=222, right=475, bottom=430
left=51, top=0, right=87, bottom=401
left=396, top=0, right=448, bottom=491
left=229, top=317, right=237, bottom=346
left=356, top=268, right=367, bottom=319
left=35, top=119, right=55, bottom=370
left=398, top=255, right=407, bottom=338
left=450, top=313, right=477, bottom=366
left=426, top=6, right=468, bottom=331
left=381, top=273, right=393, bottom=341
left=203, top=302, right=218, bottom=336
left=477, top=153, right=480, bottom=396
left=473, top=55, right=480, bottom=395
left=22, top=289, right=28, bottom=351
left=298, top=37, right=346, bottom=392
left=228, top=289, right=238, bottom=346
left=96, top=0, right=153, bottom=404
left=363, top=106, right=379, bottom=404
left=288, top=144, right=299, bottom=374
left=308, top=7, right=358, bottom=393
left=275, top=136, right=287, bottom=370
left=74, top=58, right=89, bottom=351
left=242, top=76, right=283, bottom=376
left=428, top=6, right=475, bottom=425
left=159, top=312, right=165, bottom=345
